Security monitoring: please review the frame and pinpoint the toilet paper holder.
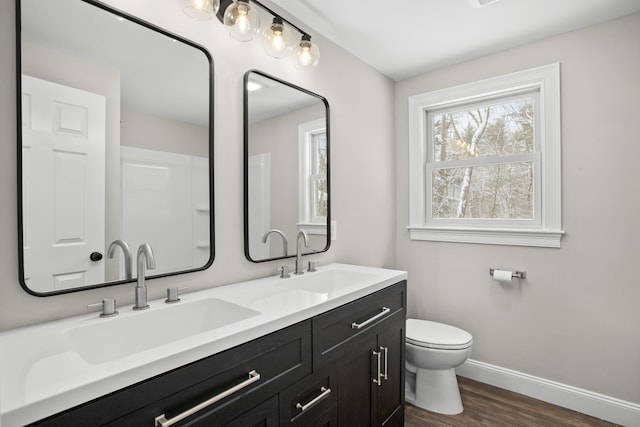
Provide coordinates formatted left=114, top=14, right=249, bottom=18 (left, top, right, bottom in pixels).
left=489, top=269, right=526, bottom=279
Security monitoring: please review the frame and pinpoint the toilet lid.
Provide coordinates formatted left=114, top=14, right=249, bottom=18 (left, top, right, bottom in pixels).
left=406, top=319, right=472, bottom=350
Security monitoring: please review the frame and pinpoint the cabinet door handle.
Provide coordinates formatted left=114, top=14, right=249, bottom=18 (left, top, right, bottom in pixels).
left=372, top=350, right=382, bottom=386
left=295, top=386, right=332, bottom=414
left=154, top=370, right=261, bottom=427
left=381, top=346, right=389, bottom=381
left=351, top=307, right=391, bottom=330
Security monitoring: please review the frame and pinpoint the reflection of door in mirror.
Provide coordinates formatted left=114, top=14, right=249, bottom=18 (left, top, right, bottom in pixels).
left=245, top=71, right=330, bottom=262
left=21, top=76, right=106, bottom=292
left=18, top=0, right=213, bottom=295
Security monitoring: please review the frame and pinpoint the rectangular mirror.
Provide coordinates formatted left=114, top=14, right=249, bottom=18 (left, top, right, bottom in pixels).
left=18, top=0, right=214, bottom=295
left=244, top=70, right=330, bottom=262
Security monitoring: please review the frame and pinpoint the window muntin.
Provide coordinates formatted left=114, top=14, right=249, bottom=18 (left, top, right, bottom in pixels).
left=427, top=93, right=539, bottom=223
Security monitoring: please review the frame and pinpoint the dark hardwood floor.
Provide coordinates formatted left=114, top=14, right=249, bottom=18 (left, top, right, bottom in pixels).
left=404, top=376, right=620, bottom=427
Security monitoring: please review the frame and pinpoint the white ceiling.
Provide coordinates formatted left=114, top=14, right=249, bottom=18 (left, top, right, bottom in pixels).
left=269, top=0, right=640, bottom=81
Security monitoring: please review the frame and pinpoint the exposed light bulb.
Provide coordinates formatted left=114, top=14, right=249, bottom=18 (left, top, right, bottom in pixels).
left=294, top=35, right=320, bottom=71
left=224, top=0, right=260, bottom=42
left=262, top=17, right=293, bottom=58
left=179, top=0, right=219, bottom=20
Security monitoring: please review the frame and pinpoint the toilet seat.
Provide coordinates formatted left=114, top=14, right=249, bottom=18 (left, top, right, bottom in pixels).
left=406, top=319, right=472, bottom=350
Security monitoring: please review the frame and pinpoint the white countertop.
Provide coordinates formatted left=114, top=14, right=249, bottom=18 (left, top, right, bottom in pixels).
left=0, top=263, right=406, bottom=426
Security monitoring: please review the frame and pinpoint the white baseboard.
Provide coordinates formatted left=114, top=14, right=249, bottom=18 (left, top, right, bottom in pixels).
left=456, top=359, right=640, bottom=427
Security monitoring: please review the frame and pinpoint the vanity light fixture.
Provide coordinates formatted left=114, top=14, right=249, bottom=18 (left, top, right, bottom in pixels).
left=262, top=17, right=293, bottom=58
left=294, top=34, right=320, bottom=71
left=179, top=0, right=320, bottom=71
left=180, top=0, right=219, bottom=20
left=223, top=0, right=260, bottom=42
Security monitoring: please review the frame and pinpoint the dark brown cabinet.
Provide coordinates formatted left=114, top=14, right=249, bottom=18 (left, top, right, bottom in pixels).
left=222, top=396, right=279, bottom=427
left=314, top=283, right=406, bottom=427
left=336, top=333, right=378, bottom=426
left=280, top=366, right=337, bottom=426
left=375, top=312, right=405, bottom=426
left=31, top=321, right=312, bottom=427
left=30, top=281, right=406, bottom=427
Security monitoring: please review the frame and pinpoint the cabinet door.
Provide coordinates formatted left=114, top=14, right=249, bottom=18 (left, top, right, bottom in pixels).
left=375, top=312, right=405, bottom=427
left=301, top=404, right=338, bottom=427
left=221, top=396, right=279, bottom=427
left=337, top=333, right=378, bottom=427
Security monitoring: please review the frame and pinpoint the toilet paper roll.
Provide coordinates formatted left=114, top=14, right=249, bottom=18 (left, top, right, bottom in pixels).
left=492, top=269, right=513, bottom=283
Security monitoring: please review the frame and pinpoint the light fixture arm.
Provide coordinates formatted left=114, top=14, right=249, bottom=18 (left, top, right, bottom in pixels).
left=216, top=0, right=310, bottom=39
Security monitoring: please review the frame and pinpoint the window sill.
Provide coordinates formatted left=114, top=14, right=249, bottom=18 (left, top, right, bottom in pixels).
left=298, top=223, right=327, bottom=235
left=407, top=226, right=564, bottom=248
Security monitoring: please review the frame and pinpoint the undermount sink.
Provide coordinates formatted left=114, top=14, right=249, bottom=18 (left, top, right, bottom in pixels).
left=65, top=298, right=260, bottom=364
left=278, top=269, right=375, bottom=294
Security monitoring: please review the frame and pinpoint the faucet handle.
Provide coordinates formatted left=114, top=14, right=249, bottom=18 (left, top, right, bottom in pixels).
left=165, top=287, right=188, bottom=304
left=277, top=265, right=291, bottom=279
left=307, top=261, right=318, bottom=272
left=88, top=298, right=118, bottom=318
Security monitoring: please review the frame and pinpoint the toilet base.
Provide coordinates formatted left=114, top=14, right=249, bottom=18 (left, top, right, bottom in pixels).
left=411, top=367, right=463, bottom=415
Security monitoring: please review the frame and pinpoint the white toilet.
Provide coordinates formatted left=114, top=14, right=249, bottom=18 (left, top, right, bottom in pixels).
left=405, top=319, right=473, bottom=415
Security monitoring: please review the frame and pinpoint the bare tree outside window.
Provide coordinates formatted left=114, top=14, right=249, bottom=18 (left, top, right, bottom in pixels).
left=430, top=97, right=534, bottom=220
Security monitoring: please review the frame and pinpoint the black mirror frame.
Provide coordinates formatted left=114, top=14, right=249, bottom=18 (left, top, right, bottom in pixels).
left=16, top=0, right=215, bottom=296
left=243, top=69, right=331, bottom=263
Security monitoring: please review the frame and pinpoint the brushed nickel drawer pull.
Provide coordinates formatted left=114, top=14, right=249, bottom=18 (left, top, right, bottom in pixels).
left=154, top=370, right=261, bottom=427
left=381, top=346, right=389, bottom=380
left=351, top=307, right=390, bottom=330
left=372, top=350, right=382, bottom=386
left=295, top=386, right=331, bottom=414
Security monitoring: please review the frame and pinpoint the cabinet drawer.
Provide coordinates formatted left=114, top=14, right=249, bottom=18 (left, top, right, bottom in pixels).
left=32, top=320, right=311, bottom=427
left=312, top=281, right=406, bottom=369
left=280, top=367, right=337, bottom=426
left=220, top=395, right=279, bottom=427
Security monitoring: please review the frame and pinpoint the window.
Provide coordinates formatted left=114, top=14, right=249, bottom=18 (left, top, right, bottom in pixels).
left=299, top=118, right=327, bottom=234
left=408, top=64, right=563, bottom=247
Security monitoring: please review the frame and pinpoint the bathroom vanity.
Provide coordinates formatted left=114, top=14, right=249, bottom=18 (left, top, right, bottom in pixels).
left=0, top=264, right=407, bottom=426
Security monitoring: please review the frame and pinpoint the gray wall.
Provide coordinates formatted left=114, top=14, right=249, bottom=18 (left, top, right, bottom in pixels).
left=394, top=13, right=640, bottom=403
left=121, top=109, right=208, bottom=157
left=0, top=0, right=396, bottom=327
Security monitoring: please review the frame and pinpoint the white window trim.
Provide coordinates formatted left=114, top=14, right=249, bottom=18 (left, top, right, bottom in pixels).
left=408, top=63, right=564, bottom=247
left=298, top=118, right=327, bottom=235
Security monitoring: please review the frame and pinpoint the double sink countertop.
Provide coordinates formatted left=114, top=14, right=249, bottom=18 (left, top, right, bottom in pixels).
left=0, top=263, right=407, bottom=427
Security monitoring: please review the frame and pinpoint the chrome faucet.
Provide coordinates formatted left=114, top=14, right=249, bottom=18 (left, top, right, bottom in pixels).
left=262, top=229, right=288, bottom=257
left=294, top=230, right=309, bottom=275
left=107, top=239, right=132, bottom=280
left=133, top=243, right=156, bottom=310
